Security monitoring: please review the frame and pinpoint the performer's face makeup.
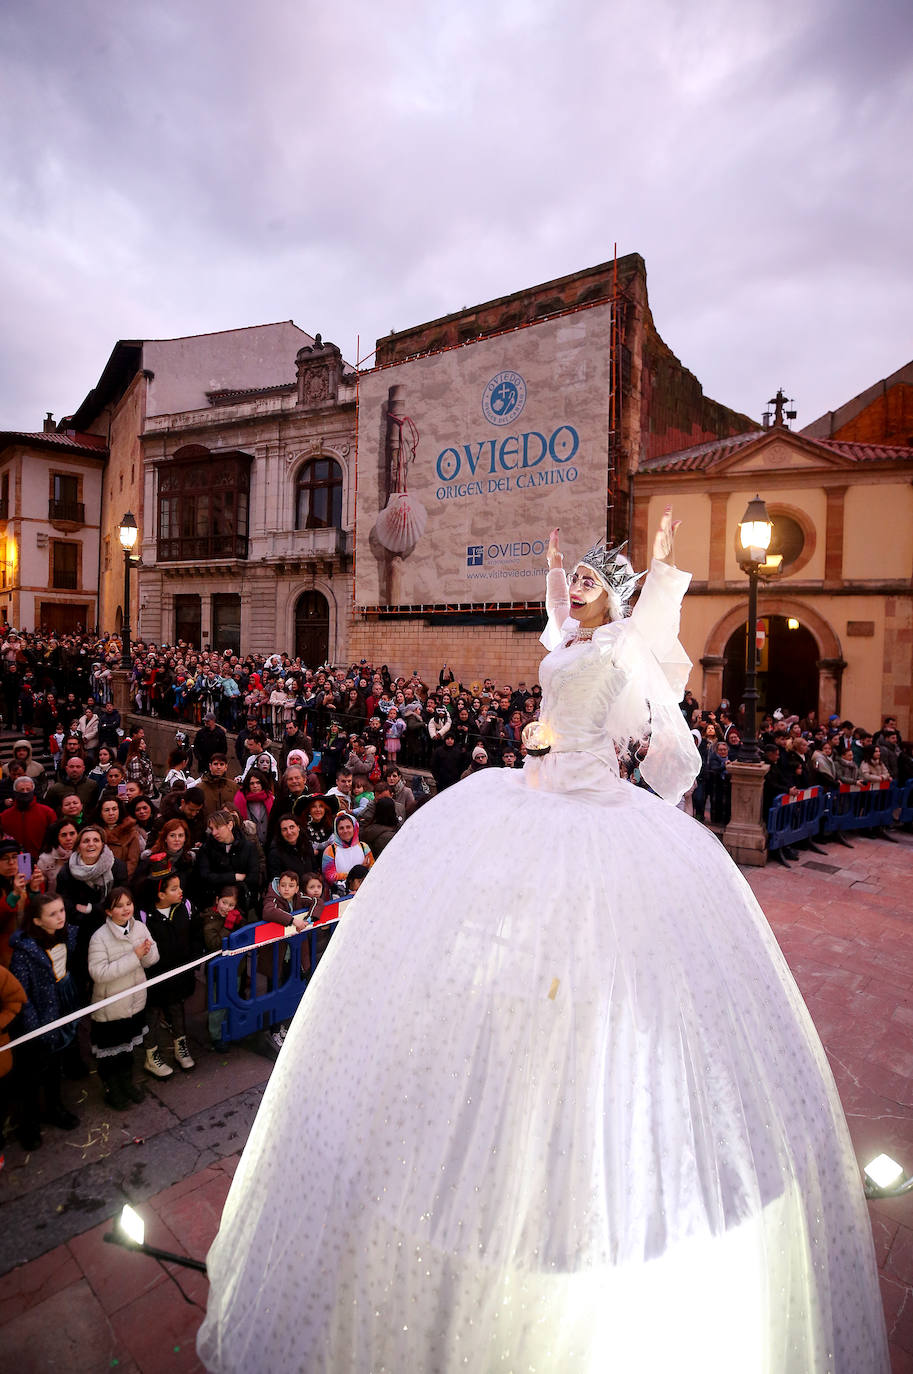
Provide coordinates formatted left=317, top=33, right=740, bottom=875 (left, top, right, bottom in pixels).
left=569, top=565, right=609, bottom=625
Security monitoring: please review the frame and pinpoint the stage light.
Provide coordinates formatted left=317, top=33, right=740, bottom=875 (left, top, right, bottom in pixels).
left=865, top=1154, right=904, bottom=1190
left=120, top=1203, right=145, bottom=1246
left=104, top=1204, right=208, bottom=1273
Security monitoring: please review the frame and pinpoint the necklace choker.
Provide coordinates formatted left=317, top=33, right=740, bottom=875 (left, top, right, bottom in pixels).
left=566, top=625, right=596, bottom=646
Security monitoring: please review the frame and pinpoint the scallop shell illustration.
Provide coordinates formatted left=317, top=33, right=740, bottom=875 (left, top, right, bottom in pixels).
left=374, top=492, right=428, bottom=554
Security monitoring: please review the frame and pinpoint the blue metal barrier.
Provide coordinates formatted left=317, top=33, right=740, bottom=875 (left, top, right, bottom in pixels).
left=822, top=782, right=898, bottom=837
left=207, top=900, right=350, bottom=1046
left=897, top=780, right=913, bottom=826
left=766, top=787, right=826, bottom=852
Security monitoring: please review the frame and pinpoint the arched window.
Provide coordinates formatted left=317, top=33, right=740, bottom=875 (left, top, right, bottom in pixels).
left=296, top=458, right=342, bottom=530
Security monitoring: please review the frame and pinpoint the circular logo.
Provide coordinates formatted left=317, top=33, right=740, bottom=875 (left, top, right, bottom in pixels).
left=482, top=371, right=527, bottom=426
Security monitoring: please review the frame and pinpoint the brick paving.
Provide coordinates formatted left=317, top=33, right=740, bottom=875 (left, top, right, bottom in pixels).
left=1, top=832, right=912, bottom=1371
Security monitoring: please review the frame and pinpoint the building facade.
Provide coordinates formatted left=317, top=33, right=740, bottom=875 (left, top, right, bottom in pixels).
left=0, top=425, right=106, bottom=633
left=632, top=416, right=913, bottom=735
left=137, top=336, right=356, bottom=659
left=65, top=322, right=313, bottom=633
left=346, top=254, right=755, bottom=684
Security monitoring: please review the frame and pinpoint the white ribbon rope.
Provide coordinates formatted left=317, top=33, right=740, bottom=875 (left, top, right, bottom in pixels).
left=0, top=920, right=339, bottom=1057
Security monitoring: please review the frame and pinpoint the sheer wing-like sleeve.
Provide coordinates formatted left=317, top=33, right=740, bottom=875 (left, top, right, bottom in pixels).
left=606, top=559, right=701, bottom=805
left=540, top=568, right=574, bottom=651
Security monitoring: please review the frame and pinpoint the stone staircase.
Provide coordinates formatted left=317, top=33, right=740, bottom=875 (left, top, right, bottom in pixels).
left=0, top=728, right=56, bottom=776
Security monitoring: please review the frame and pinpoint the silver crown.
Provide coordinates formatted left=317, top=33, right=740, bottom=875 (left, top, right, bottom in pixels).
left=575, top=538, right=644, bottom=611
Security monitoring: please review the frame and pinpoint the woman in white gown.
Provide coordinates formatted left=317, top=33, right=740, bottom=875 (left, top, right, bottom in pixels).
left=199, top=513, right=887, bottom=1373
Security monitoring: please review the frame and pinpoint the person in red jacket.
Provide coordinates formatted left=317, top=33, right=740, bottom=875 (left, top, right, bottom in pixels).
left=1, top=777, right=58, bottom=860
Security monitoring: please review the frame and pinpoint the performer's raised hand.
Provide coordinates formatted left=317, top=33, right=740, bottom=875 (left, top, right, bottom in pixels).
left=547, top=528, right=563, bottom=570
left=653, top=506, right=681, bottom=565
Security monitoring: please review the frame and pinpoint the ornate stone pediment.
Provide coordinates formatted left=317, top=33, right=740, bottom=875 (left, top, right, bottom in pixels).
left=296, top=334, right=343, bottom=409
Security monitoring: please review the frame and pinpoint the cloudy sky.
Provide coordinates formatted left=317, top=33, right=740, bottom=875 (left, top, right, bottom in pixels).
left=2, top=0, right=911, bottom=433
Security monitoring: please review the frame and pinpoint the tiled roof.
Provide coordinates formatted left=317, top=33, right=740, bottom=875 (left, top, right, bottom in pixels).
left=816, top=439, right=913, bottom=463
left=639, top=432, right=764, bottom=472
left=0, top=430, right=107, bottom=455
left=639, top=429, right=913, bottom=473
left=206, top=383, right=296, bottom=405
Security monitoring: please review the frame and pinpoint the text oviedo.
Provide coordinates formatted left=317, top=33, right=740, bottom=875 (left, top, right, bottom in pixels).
left=435, top=425, right=580, bottom=502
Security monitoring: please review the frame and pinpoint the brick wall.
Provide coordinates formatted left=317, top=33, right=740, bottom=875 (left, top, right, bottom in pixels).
left=346, top=615, right=547, bottom=690
left=832, top=384, right=913, bottom=447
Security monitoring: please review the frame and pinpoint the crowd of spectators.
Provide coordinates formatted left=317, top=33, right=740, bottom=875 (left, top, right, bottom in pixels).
left=0, top=624, right=911, bottom=1164
left=682, top=691, right=913, bottom=857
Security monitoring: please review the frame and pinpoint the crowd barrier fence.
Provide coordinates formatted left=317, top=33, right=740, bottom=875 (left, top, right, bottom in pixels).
left=767, top=779, right=909, bottom=850
left=207, top=899, right=351, bottom=1045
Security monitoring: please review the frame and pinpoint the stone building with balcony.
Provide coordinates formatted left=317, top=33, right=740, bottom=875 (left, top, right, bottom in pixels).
left=64, top=321, right=314, bottom=635
left=137, top=335, right=356, bottom=659
left=0, top=422, right=106, bottom=633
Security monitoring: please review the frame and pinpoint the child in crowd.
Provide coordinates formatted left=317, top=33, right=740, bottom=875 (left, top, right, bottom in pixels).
left=261, top=870, right=315, bottom=1051
left=262, top=870, right=313, bottom=932
left=301, top=872, right=326, bottom=921
left=9, top=894, right=82, bottom=1150
left=87, top=886, right=159, bottom=1110
left=142, top=868, right=203, bottom=1078
left=200, top=883, right=244, bottom=1049
left=345, top=864, right=370, bottom=895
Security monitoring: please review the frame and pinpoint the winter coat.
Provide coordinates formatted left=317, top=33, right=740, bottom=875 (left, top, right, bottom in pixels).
left=87, top=916, right=159, bottom=1022
left=195, top=830, right=259, bottom=907
left=0, top=797, right=58, bottom=859
left=125, top=752, right=156, bottom=797
left=321, top=815, right=374, bottom=888
left=76, top=712, right=100, bottom=752
left=0, top=963, right=27, bottom=1077
left=141, top=898, right=203, bottom=1006
left=104, top=817, right=142, bottom=878
left=430, top=740, right=466, bottom=792
left=266, top=834, right=318, bottom=883
left=194, top=723, right=228, bottom=772
left=46, top=775, right=100, bottom=816
left=9, top=925, right=80, bottom=1051
left=36, top=845, right=76, bottom=894
left=197, top=772, right=236, bottom=818
left=262, top=879, right=311, bottom=928
left=56, top=850, right=128, bottom=987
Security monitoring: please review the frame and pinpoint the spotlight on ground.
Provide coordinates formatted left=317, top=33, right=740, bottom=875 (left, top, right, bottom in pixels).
left=104, top=1204, right=208, bottom=1273
left=864, top=1154, right=913, bottom=1199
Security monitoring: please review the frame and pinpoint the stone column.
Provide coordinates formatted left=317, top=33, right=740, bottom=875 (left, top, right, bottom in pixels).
left=817, top=656, right=846, bottom=721
left=700, top=654, right=726, bottom=710
left=723, top=761, right=770, bottom=866
left=111, top=667, right=132, bottom=716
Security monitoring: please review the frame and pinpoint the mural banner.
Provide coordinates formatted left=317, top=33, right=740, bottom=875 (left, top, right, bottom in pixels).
left=354, top=303, right=611, bottom=606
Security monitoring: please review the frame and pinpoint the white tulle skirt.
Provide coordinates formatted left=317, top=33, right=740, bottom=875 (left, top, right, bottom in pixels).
left=198, top=766, right=888, bottom=1373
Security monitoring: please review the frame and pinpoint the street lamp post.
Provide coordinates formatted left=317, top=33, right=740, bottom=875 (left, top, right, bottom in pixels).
left=736, top=495, right=773, bottom=764
left=118, top=512, right=138, bottom=670
left=723, top=495, right=774, bottom=867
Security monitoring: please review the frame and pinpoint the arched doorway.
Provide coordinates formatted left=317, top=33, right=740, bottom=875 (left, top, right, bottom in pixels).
left=722, top=616, right=819, bottom=719
left=704, top=599, right=844, bottom=721
left=295, top=591, right=330, bottom=667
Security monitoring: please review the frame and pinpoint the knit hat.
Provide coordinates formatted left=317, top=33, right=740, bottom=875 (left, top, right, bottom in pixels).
left=472, top=746, right=488, bottom=762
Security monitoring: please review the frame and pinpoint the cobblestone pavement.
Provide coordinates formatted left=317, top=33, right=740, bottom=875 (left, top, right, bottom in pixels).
left=2, top=832, right=912, bottom=1371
